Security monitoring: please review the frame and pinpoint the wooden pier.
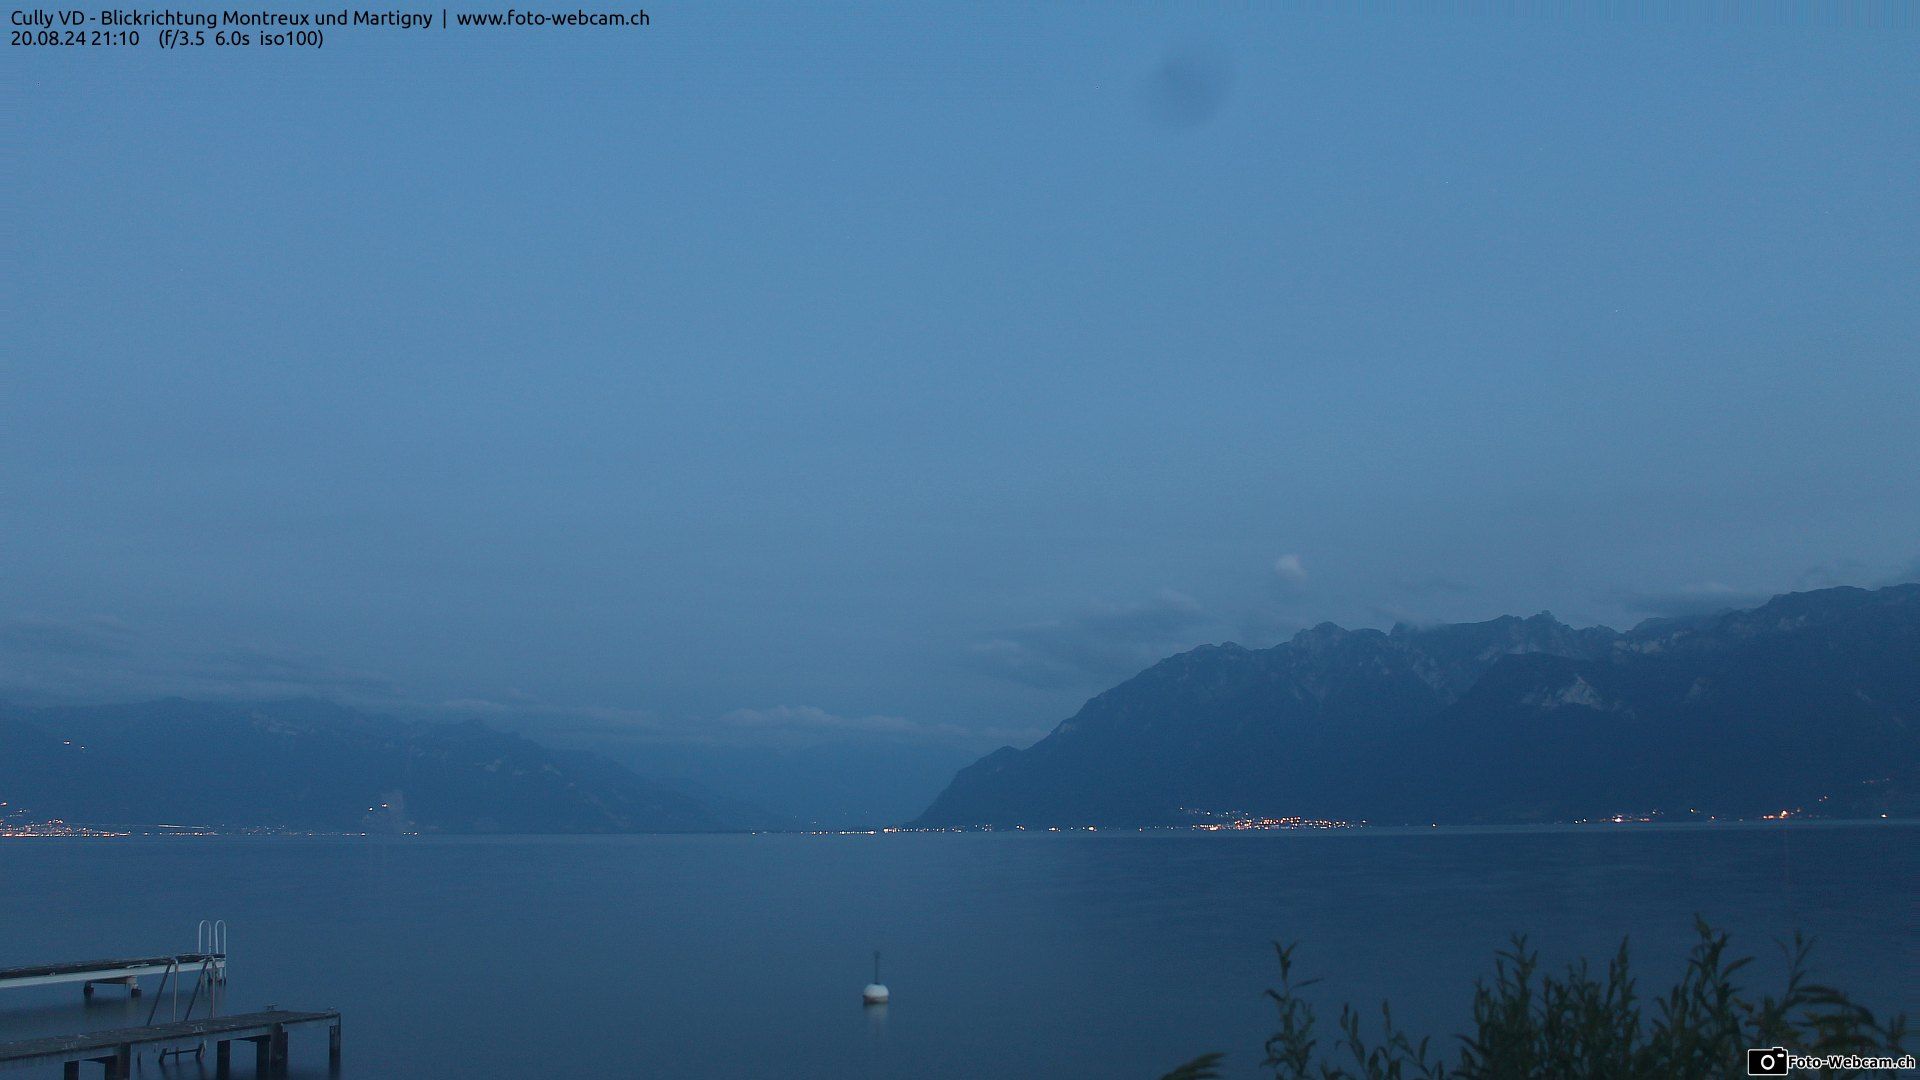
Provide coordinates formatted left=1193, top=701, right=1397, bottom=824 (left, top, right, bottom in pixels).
left=0, top=954, right=226, bottom=998
left=0, top=1009, right=339, bottom=1078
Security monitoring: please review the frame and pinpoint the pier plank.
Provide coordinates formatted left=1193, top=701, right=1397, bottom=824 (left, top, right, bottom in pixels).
left=0, top=1010, right=338, bottom=1068
left=0, top=955, right=219, bottom=983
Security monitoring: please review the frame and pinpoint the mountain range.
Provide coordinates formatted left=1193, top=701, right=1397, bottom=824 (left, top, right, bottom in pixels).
left=7, top=585, right=1913, bottom=833
left=912, top=584, right=1920, bottom=827
left=0, top=698, right=769, bottom=833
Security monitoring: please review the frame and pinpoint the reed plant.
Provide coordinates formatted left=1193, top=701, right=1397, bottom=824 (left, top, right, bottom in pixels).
left=1161, top=919, right=1908, bottom=1079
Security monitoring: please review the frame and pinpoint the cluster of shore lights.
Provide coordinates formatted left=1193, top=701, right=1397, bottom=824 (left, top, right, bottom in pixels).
left=0, top=818, right=129, bottom=838
left=1192, top=816, right=1360, bottom=831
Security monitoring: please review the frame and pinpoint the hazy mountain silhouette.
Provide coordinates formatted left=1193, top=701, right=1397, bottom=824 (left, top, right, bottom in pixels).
left=912, top=584, right=1920, bottom=827
left=0, top=698, right=776, bottom=833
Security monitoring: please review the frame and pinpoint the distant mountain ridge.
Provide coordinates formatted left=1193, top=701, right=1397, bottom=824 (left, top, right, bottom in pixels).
left=0, top=697, right=766, bottom=833
left=912, top=584, right=1920, bottom=827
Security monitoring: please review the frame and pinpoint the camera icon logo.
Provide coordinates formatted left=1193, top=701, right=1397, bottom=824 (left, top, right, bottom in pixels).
left=1746, top=1046, right=1790, bottom=1076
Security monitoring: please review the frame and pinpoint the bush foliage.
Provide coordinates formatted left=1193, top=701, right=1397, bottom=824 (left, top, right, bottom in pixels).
left=1162, top=919, right=1908, bottom=1079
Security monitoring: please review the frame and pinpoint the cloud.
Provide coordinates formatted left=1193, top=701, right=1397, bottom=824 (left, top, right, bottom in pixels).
left=966, top=589, right=1215, bottom=690
left=1246, top=554, right=1311, bottom=627
left=1272, top=553, right=1309, bottom=587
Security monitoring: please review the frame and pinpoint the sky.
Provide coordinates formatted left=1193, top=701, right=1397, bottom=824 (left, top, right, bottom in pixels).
left=6, top=3, right=1918, bottom=794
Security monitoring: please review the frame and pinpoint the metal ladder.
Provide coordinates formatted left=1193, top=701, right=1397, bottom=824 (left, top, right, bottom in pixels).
left=197, top=919, right=229, bottom=983
left=144, top=920, right=229, bottom=1064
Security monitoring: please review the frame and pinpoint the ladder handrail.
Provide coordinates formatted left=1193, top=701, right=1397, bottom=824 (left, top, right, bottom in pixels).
left=143, top=958, right=179, bottom=1026
left=197, top=919, right=228, bottom=955
left=178, top=957, right=211, bottom=1021
left=196, top=918, right=229, bottom=979
left=147, top=952, right=223, bottom=1065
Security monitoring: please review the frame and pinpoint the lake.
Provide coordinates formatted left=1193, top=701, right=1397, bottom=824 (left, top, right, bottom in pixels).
left=1, top=823, right=1913, bottom=1078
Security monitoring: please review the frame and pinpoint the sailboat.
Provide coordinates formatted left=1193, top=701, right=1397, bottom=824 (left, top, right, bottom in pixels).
left=862, top=951, right=889, bottom=1005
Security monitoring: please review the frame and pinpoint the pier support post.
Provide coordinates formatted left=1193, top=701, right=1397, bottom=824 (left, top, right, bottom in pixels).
left=62, top=1062, right=79, bottom=1080
left=110, top=1044, right=131, bottom=1079
left=215, top=1038, right=232, bottom=1078
left=269, top=1026, right=289, bottom=1075
left=328, top=1018, right=341, bottom=1073
left=79, top=976, right=140, bottom=999
left=253, top=1036, right=271, bottom=1076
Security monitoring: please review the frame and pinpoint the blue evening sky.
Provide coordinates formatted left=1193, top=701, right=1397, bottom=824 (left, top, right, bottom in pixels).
left=7, top=3, right=1917, bottom=758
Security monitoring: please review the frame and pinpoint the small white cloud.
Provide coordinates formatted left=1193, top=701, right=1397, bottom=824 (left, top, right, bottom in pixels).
left=1273, top=554, right=1309, bottom=585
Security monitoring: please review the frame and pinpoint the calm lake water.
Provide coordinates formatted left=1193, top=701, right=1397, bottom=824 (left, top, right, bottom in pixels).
left=1, top=824, right=1913, bottom=1078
